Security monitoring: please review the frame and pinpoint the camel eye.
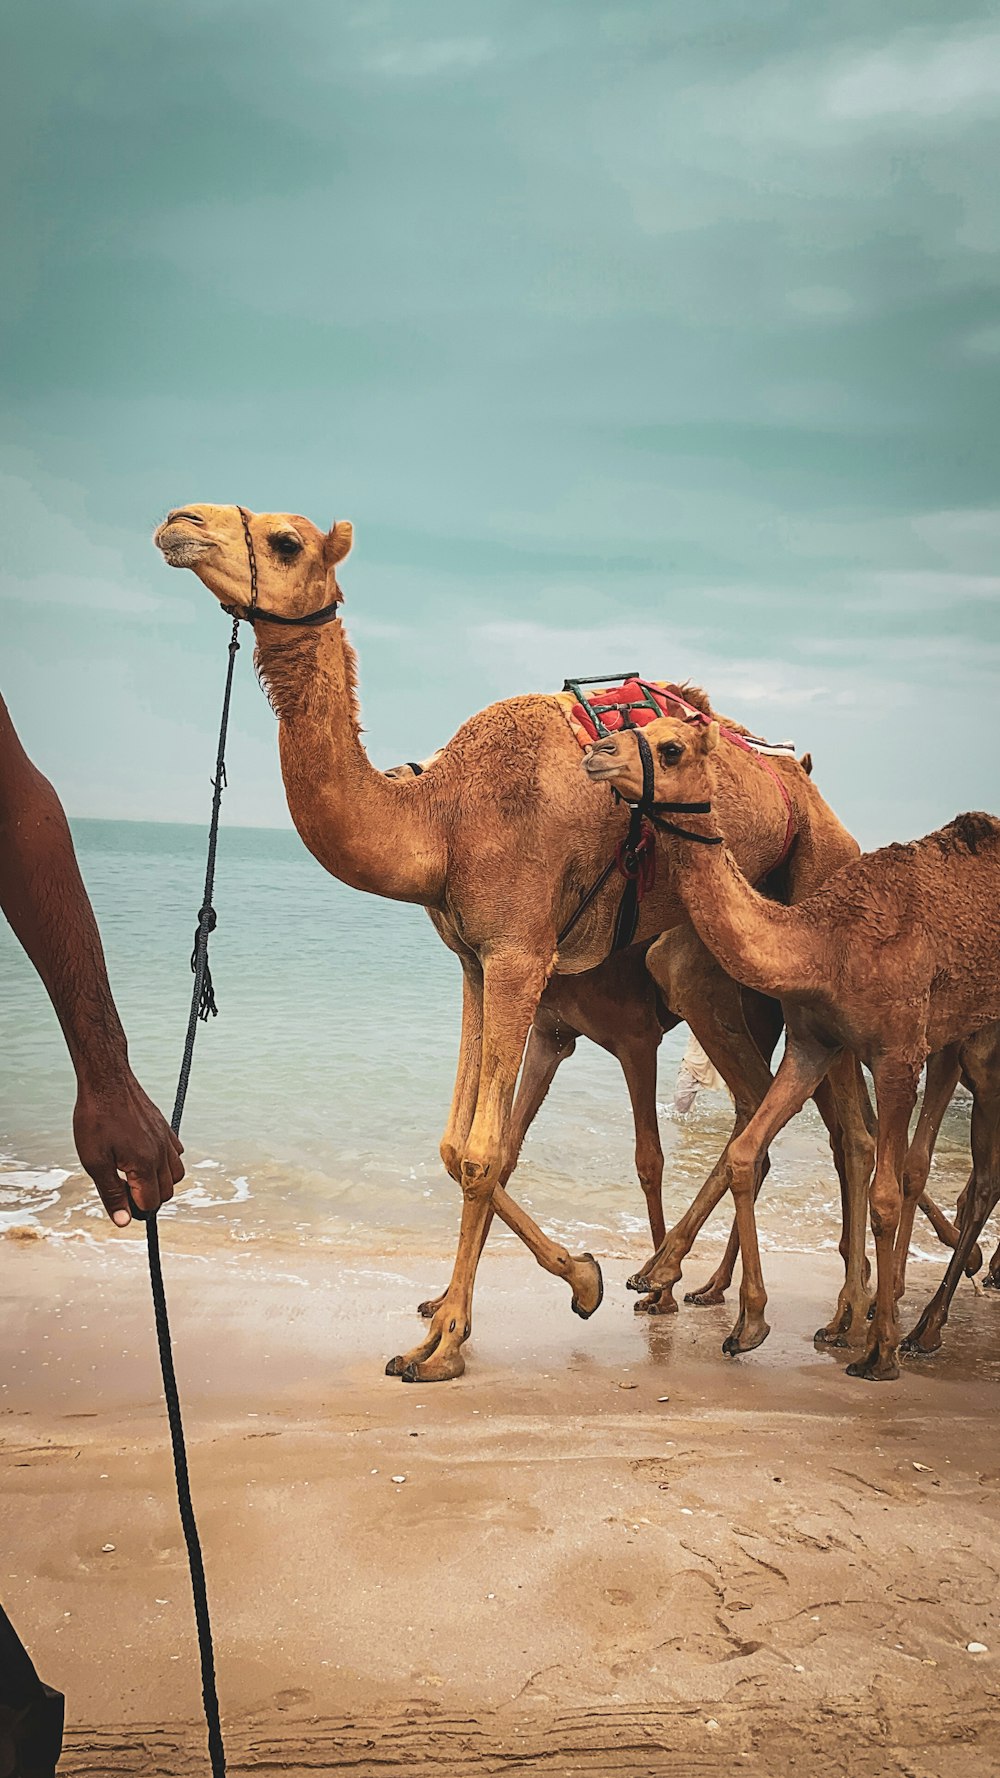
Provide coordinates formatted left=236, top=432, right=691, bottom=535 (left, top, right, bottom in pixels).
left=269, top=532, right=303, bottom=560
left=658, top=740, right=684, bottom=765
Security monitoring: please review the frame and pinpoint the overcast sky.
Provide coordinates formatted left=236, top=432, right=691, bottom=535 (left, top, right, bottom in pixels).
left=2, top=1, right=998, bottom=846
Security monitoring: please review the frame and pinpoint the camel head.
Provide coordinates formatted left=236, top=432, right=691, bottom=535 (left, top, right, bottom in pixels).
left=583, top=715, right=719, bottom=803
left=153, top=504, right=354, bottom=620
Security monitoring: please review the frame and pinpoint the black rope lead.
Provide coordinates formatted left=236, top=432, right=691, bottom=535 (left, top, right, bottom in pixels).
left=131, top=614, right=241, bottom=1778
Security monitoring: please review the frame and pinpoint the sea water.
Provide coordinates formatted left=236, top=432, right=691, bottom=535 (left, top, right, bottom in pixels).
left=0, top=819, right=980, bottom=1262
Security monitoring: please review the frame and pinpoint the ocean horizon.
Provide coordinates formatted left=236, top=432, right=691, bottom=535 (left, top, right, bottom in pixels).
left=0, top=816, right=982, bottom=1266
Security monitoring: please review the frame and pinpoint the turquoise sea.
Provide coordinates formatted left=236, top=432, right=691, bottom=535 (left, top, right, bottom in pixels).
left=0, top=819, right=981, bottom=1264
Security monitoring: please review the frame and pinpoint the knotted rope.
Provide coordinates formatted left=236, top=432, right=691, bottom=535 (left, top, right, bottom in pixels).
left=132, top=615, right=242, bottom=1777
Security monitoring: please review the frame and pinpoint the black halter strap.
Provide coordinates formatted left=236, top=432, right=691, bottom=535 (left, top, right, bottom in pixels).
left=629, top=728, right=723, bottom=845
left=221, top=506, right=344, bottom=628
left=558, top=726, right=722, bottom=953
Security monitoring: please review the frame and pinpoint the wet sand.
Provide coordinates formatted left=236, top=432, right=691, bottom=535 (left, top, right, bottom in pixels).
left=3, top=1233, right=1000, bottom=1775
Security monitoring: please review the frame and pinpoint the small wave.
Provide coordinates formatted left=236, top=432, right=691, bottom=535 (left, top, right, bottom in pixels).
left=0, top=1164, right=71, bottom=1231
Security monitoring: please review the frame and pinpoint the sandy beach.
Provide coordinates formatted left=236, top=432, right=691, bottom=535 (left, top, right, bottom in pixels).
left=2, top=1232, right=999, bottom=1776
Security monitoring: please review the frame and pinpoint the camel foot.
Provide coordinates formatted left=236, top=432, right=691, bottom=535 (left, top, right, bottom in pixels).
left=814, top=1290, right=871, bottom=1350
left=569, top=1253, right=604, bottom=1320
left=900, top=1317, right=943, bottom=1358
left=633, top=1290, right=678, bottom=1315
left=684, top=1280, right=728, bottom=1308
left=722, top=1313, right=770, bottom=1358
left=626, top=1267, right=655, bottom=1293
left=983, top=1268, right=1000, bottom=1292
left=846, top=1339, right=900, bottom=1382
left=417, top=1293, right=446, bottom=1320
left=965, top=1243, right=984, bottom=1279
left=399, top=1347, right=467, bottom=1383
left=386, top=1313, right=471, bottom=1382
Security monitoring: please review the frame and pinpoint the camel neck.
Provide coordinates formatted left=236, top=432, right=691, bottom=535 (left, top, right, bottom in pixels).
left=670, top=829, right=815, bottom=999
left=253, top=619, right=447, bottom=905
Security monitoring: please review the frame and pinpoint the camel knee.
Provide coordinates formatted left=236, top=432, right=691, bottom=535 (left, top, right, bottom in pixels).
left=461, top=1148, right=499, bottom=1197
left=901, top=1142, right=932, bottom=1203
left=636, top=1141, right=664, bottom=1189
left=725, top=1136, right=759, bottom=1199
left=440, top=1139, right=463, bottom=1184
left=846, top=1131, right=876, bottom=1186
left=869, top=1180, right=902, bottom=1240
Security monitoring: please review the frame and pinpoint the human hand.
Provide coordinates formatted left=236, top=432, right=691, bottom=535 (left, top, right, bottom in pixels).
left=73, top=1073, right=185, bottom=1225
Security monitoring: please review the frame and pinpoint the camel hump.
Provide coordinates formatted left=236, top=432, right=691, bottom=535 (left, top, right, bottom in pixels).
left=938, top=811, right=1000, bottom=856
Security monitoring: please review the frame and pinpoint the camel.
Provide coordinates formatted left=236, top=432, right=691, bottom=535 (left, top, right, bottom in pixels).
left=389, top=755, right=971, bottom=1318
left=154, top=502, right=875, bottom=1382
left=388, top=755, right=784, bottom=1310
left=584, top=715, right=1000, bottom=1379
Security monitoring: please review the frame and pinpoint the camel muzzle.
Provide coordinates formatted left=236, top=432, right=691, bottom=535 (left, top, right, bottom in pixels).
left=155, top=523, right=215, bottom=568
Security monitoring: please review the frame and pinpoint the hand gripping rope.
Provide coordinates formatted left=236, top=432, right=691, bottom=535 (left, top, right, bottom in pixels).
left=128, top=616, right=242, bottom=1777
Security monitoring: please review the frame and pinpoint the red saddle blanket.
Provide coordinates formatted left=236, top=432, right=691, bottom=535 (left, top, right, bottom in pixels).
left=561, top=679, right=707, bottom=746
left=556, top=677, right=798, bottom=872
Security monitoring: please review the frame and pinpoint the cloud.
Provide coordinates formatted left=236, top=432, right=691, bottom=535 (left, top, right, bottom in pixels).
left=365, top=36, right=495, bottom=79
left=826, top=29, right=1000, bottom=121
left=468, top=616, right=840, bottom=711
left=0, top=466, right=171, bottom=616
left=855, top=570, right=1000, bottom=606
left=963, top=323, right=1000, bottom=356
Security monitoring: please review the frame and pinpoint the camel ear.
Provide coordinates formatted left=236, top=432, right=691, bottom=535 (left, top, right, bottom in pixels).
left=704, top=721, right=720, bottom=754
left=325, top=520, right=354, bottom=565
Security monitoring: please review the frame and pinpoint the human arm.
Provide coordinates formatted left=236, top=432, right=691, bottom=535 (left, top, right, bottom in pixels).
left=0, top=695, right=183, bottom=1222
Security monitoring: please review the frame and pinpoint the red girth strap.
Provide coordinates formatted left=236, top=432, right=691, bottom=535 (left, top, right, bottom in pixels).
left=616, top=820, right=656, bottom=902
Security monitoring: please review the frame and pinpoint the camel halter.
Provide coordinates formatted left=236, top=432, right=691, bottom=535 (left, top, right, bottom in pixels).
left=558, top=725, right=722, bottom=952
left=221, top=506, right=344, bottom=628
left=625, top=727, right=725, bottom=845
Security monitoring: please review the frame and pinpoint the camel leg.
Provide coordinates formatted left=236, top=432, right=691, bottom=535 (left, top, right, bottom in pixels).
left=387, top=948, right=602, bottom=1383
left=902, top=1026, right=1000, bottom=1354
left=630, top=932, right=778, bottom=1311
left=894, top=1047, right=961, bottom=1301
left=717, top=1032, right=838, bottom=1356
left=418, top=1016, right=576, bottom=1317
left=811, top=1054, right=876, bottom=1347
left=683, top=988, right=784, bottom=1307
left=439, top=959, right=484, bottom=1184
left=419, top=960, right=493, bottom=1316
left=616, top=1034, right=666, bottom=1252
left=899, top=1171, right=988, bottom=1356
left=916, top=1192, right=982, bottom=1275
left=846, top=1056, right=919, bottom=1383
left=984, top=1235, right=1000, bottom=1291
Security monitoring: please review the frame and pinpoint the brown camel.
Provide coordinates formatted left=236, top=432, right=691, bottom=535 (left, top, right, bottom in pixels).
left=388, top=755, right=784, bottom=1310
left=155, top=502, right=874, bottom=1381
left=584, top=715, right=1000, bottom=1379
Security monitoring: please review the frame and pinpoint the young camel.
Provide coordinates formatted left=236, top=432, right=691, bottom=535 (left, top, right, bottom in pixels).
left=584, top=715, right=1000, bottom=1380
left=155, top=502, right=874, bottom=1381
